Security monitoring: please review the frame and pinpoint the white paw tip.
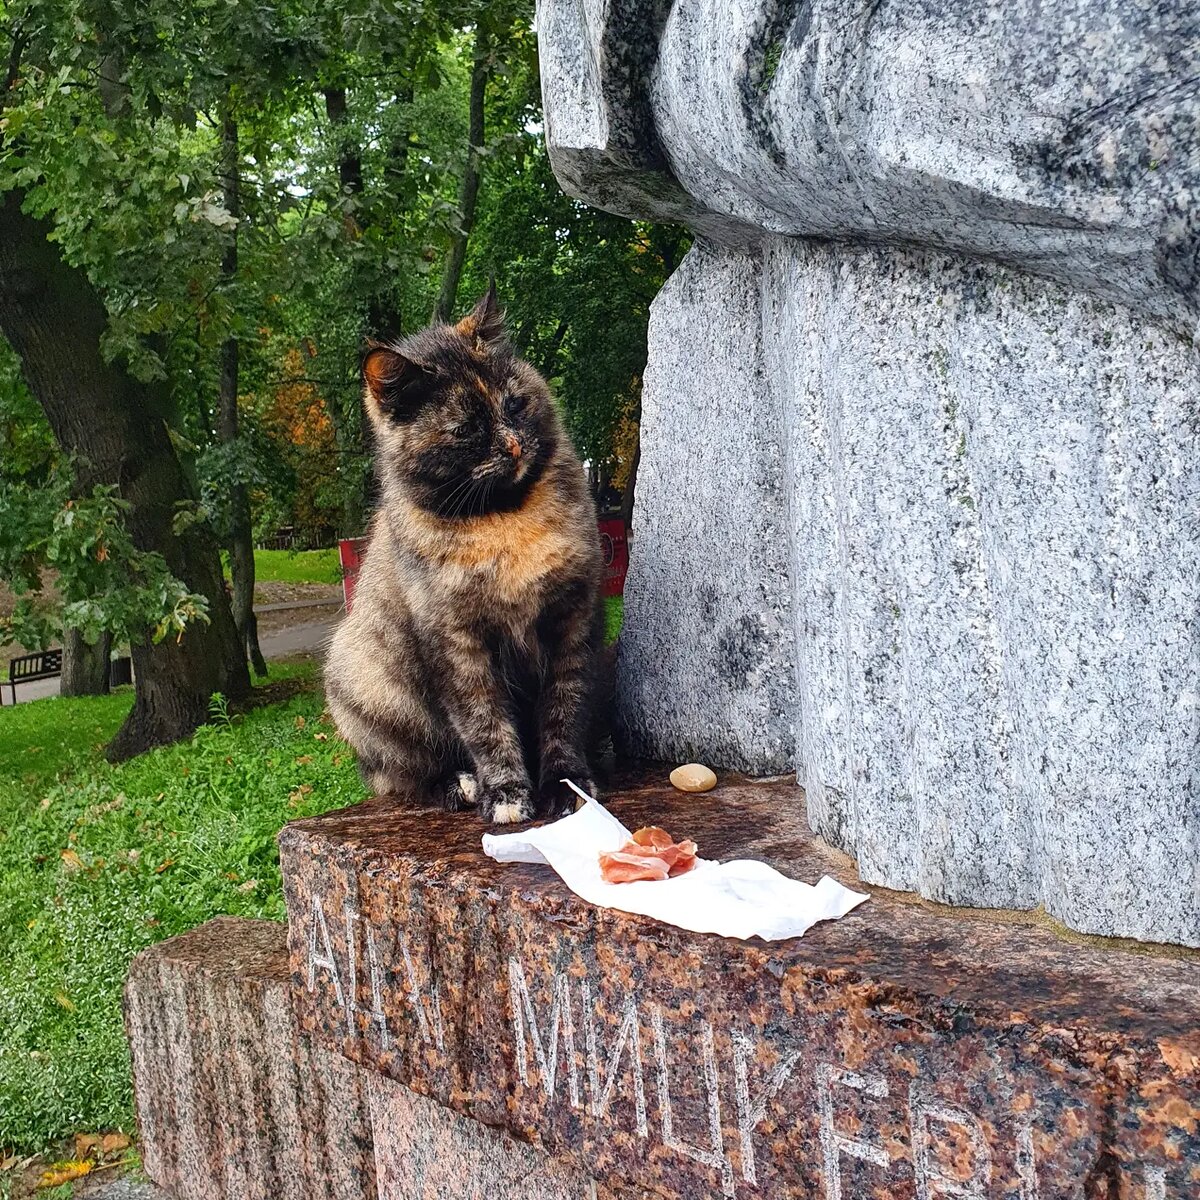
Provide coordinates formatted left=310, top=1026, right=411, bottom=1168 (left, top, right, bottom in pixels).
left=492, top=801, right=524, bottom=825
left=457, top=773, right=478, bottom=803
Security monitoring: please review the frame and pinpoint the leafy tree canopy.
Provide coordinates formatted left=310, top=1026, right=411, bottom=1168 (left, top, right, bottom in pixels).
left=0, top=0, right=686, bottom=653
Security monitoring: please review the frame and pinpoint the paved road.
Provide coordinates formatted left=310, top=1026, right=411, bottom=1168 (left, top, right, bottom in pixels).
left=258, top=615, right=338, bottom=662
left=79, top=1177, right=168, bottom=1200
left=1, top=611, right=340, bottom=707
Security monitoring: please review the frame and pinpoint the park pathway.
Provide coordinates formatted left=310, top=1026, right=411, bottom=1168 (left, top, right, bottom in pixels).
left=1, top=603, right=340, bottom=706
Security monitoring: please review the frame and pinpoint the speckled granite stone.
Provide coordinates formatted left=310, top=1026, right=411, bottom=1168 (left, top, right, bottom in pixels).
left=78, top=1178, right=169, bottom=1200
left=621, top=237, right=1200, bottom=945
left=369, top=1075, right=601, bottom=1199
left=538, top=0, right=1200, bottom=326
left=125, top=918, right=376, bottom=1200
left=280, top=774, right=1200, bottom=1200
left=616, top=244, right=794, bottom=774
left=537, top=0, right=1200, bottom=945
left=125, top=918, right=612, bottom=1200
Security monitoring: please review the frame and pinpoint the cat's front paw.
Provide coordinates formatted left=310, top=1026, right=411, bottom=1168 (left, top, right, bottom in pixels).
left=538, top=771, right=597, bottom=817
left=439, top=772, right=478, bottom=812
left=480, top=779, right=535, bottom=825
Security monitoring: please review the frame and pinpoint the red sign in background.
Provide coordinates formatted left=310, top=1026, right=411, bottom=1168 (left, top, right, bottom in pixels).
left=597, top=517, right=629, bottom=598
left=339, top=518, right=628, bottom=613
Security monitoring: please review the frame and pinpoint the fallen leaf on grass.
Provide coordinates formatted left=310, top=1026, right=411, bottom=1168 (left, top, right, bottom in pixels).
left=101, top=1133, right=131, bottom=1155
left=313, top=732, right=328, bottom=742
left=60, top=849, right=83, bottom=871
left=288, top=784, right=313, bottom=808
left=295, top=754, right=313, bottom=765
left=154, top=858, right=175, bottom=874
left=294, top=715, right=306, bottom=729
left=237, top=879, right=258, bottom=893
left=1, top=1153, right=17, bottom=1171
left=74, top=1133, right=100, bottom=1159
left=37, top=1160, right=91, bottom=1188
left=54, top=991, right=76, bottom=1011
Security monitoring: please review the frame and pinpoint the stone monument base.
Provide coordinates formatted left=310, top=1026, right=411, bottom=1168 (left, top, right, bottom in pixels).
left=126, top=771, right=1200, bottom=1198
left=124, top=919, right=613, bottom=1199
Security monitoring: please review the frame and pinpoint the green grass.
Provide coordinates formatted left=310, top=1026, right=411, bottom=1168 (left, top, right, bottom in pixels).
left=0, top=663, right=366, bottom=1153
left=223, top=547, right=343, bottom=586
left=603, top=594, right=624, bottom=644
left=0, top=691, right=134, bottom=787
left=1, top=591, right=623, bottom=1157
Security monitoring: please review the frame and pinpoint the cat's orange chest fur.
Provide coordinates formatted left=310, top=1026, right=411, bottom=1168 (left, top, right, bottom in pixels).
left=409, top=476, right=575, bottom=600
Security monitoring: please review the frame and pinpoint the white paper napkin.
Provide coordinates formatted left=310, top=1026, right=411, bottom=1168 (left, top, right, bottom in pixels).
left=481, top=782, right=869, bottom=942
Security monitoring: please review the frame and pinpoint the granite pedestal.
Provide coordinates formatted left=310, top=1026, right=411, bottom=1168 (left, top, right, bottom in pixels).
left=124, top=919, right=606, bottom=1199
left=278, top=772, right=1200, bottom=1199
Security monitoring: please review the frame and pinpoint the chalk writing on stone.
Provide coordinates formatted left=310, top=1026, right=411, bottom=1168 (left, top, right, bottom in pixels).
left=1145, top=1166, right=1167, bottom=1200
left=343, top=905, right=391, bottom=1051
left=816, top=1062, right=892, bottom=1200
left=1016, top=1121, right=1040, bottom=1199
left=732, top=1029, right=801, bottom=1186
left=909, top=1082, right=992, bottom=1200
left=304, top=897, right=444, bottom=1061
left=398, top=930, right=444, bottom=1051
left=301, top=913, right=1181, bottom=1199
left=306, top=894, right=344, bottom=1008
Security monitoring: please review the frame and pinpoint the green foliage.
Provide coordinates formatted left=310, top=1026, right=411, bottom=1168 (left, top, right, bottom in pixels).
left=1, top=0, right=680, bottom=554
left=464, top=72, right=685, bottom=470
left=0, top=474, right=210, bottom=651
left=0, top=663, right=367, bottom=1152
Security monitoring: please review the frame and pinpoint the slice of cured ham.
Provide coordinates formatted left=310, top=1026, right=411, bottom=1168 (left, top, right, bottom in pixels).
left=599, top=827, right=699, bottom=883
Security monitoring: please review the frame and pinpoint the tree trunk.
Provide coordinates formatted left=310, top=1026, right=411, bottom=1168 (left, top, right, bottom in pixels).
left=433, top=24, right=489, bottom=323
left=60, top=629, right=112, bottom=696
left=0, top=187, right=250, bottom=759
left=621, top=428, right=641, bottom=529
left=218, top=109, right=267, bottom=677
left=541, top=318, right=570, bottom=381
left=323, top=87, right=364, bottom=202
left=367, top=82, right=415, bottom=341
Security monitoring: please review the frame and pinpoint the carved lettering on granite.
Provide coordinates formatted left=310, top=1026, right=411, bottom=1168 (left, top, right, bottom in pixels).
left=816, top=1063, right=892, bottom=1198
left=281, top=789, right=1200, bottom=1199
left=579, top=976, right=648, bottom=1136
left=301, top=904, right=1189, bottom=1197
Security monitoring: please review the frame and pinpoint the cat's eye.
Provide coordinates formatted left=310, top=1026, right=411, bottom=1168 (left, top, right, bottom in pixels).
left=503, top=393, right=528, bottom=417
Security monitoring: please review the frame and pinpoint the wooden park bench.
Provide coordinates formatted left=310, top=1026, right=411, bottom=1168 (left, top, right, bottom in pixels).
left=7, top=648, right=63, bottom=705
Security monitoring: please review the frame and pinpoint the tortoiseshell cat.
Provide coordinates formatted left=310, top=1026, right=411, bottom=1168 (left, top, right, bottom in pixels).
left=324, top=287, right=603, bottom=823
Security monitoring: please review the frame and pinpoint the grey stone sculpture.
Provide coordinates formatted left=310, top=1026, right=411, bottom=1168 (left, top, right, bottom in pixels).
left=538, top=0, right=1200, bottom=945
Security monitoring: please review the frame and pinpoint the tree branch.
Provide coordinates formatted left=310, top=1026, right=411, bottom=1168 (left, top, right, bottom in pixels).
left=1, top=23, right=30, bottom=116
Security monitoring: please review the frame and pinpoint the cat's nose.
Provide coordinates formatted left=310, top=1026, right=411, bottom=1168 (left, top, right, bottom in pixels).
left=503, top=432, right=522, bottom=461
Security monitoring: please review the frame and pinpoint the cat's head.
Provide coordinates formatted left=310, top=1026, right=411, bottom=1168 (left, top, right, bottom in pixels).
left=361, top=286, right=561, bottom=518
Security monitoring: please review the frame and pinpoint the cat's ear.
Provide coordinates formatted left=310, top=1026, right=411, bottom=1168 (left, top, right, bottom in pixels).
left=455, top=279, right=505, bottom=346
left=362, top=345, right=430, bottom=418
